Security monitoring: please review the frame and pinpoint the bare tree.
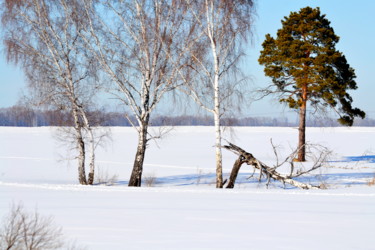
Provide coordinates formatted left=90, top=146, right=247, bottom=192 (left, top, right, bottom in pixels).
left=80, top=0, right=190, bottom=186
left=0, top=203, right=64, bottom=250
left=179, top=0, right=255, bottom=188
left=1, top=0, right=103, bottom=184
left=223, top=142, right=331, bottom=189
left=0, top=203, right=86, bottom=250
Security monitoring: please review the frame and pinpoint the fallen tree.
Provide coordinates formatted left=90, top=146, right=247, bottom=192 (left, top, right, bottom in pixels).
left=223, top=142, right=329, bottom=189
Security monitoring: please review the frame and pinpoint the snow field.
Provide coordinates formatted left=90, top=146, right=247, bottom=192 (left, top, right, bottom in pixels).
left=1, top=126, right=375, bottom=249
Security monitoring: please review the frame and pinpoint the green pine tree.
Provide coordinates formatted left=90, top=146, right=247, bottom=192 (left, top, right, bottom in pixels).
left=258, top=6, right=365, bottom=161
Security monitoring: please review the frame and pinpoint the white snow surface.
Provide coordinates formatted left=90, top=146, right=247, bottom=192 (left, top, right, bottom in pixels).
left=1, top=126, right=375, bottom=249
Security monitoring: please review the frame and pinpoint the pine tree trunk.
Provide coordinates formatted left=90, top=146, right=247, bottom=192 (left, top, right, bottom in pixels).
left=128, top=122, right=148, bottom=187
left=73, top=108, right=87, bottom=185
left=298, top=95, right=307, bottom=162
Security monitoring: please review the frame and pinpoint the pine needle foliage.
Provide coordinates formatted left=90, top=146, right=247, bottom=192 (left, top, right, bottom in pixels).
left=258, top=6, right=365, bottom=161
left=258, top=6, right=365, bottom=125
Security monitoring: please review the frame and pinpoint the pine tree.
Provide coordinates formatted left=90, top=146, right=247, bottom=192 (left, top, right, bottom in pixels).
left=258, top=6, right=365, bottom=161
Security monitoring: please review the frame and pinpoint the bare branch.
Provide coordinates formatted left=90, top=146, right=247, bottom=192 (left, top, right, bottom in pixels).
left=223, top=142, right=323, bottom=189
left=0, top=203, right=64, bottom=250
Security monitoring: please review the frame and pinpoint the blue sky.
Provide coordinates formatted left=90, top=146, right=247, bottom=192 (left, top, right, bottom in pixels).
left=246, top=0, right=375, bottom=118
left=1, top=0, right=374, bottom=119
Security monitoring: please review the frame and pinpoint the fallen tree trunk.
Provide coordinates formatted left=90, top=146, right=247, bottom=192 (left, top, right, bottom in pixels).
left=223, top=143, right=321, bottom=190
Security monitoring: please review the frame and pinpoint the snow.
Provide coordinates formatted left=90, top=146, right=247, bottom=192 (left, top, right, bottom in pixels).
left=1, top=126, right=375, bottom=249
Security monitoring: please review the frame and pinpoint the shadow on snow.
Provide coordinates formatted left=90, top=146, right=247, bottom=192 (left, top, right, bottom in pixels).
left=97, top=171, right=375, bottom=189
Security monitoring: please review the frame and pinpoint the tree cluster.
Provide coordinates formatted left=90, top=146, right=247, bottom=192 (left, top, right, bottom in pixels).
left=1, top=0, right=255, bottom=187
left=1, top=3, right=365, bottom=188
left=1, top=105, right=373, bottom=127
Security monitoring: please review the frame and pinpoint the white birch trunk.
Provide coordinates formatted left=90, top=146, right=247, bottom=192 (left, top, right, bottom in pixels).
left=72, top=107, right=87, bottom=185
left=213, top=59, right=223, bottom=188
left=81, top=113, right=96, bottom=185
left=128, top=120, right=148, bottom=187
left=129, top=75, right=150, bottom=187
left=87, top=128, right=95, bottom=185
left=207, top=0, right=223, bottom=188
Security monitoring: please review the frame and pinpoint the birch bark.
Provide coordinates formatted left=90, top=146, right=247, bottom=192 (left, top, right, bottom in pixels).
left=1, top=0, right=102, bottom=184
left=80, top=0, right=188, bottom=186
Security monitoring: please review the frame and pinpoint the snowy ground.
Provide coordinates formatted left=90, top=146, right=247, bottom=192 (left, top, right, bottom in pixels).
left=1, top=126, right=374, bottom=249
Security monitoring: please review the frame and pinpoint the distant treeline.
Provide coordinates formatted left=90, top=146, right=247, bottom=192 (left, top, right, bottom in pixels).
left=1, top=105, right=374, bottom=127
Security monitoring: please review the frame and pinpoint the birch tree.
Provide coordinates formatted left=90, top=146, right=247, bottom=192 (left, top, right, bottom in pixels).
left=181, top=0, right=255, bottom=188
left=81, top=0, right=189, bottom=186
left=1, top=0, right=101, bottom=184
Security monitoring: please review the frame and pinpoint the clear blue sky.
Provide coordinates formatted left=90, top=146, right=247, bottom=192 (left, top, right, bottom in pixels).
left=246, top=0, right=375, bottom=119
left=1, top=0, right=374, bottom=119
